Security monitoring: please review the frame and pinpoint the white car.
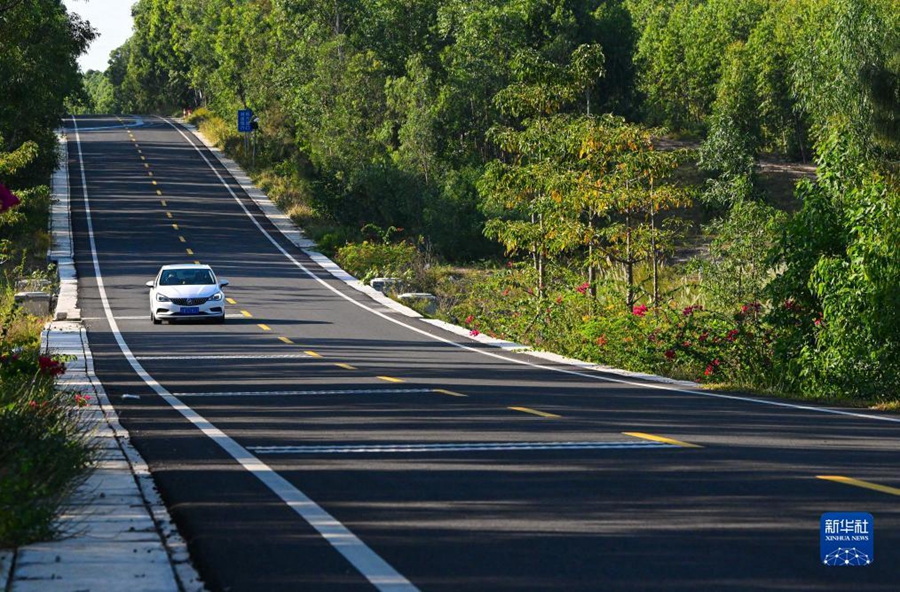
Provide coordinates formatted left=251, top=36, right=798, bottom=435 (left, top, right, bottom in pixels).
left=146, top=264, right=229, bottom=324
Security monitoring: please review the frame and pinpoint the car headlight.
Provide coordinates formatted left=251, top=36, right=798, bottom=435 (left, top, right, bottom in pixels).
left=156, top=293, right=171, bottom=302
left=209, top=292, right=224, bottom=301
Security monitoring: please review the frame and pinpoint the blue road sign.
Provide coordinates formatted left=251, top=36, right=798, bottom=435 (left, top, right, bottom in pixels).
left=238, top=109, right=253, bottom=133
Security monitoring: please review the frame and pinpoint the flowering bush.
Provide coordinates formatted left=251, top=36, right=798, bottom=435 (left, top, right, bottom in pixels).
left=1, top=291, right=93, bottom=547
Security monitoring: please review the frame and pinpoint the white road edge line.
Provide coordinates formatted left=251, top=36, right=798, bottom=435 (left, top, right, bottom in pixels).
left=162, top=117, right=900, bottom=428
left=72, top=117, right=417, bottom=592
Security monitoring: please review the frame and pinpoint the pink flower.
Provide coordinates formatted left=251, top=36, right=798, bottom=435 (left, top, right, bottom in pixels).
left=814, top=316, right=823, bottom=327
left=469, top=329, right=480, bottom=337
left=464, top=315, right=474, bottom=325
left=576, top=282, right=590, bottom=295
left=632, top=304, right=648, bottom=317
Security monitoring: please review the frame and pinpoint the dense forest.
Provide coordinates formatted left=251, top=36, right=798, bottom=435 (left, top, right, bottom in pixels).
left=83, top=0, right=899, bottom=402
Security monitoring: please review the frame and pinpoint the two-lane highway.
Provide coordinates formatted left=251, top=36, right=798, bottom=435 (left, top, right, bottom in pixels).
left=67, top=116, right=899, bottom=591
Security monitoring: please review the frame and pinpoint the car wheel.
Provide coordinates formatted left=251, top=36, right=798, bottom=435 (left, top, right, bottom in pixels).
left=151, top=312, right=161, bottom=325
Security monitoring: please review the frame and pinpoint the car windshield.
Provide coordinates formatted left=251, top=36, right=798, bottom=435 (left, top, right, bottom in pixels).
left=159, top=269, right=215, bottom=286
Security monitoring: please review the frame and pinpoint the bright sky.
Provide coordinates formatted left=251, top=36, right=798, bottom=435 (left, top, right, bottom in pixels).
left=63, top=0, right=135, bottom=72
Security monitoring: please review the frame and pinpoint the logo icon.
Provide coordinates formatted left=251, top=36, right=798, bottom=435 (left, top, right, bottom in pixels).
left=821, top=512, right=874, bottom=566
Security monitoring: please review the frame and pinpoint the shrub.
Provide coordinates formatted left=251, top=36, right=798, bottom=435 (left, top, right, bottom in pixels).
left=336, top=241, right=420, bottom=284
left=0, top=346, right=93, bottom=547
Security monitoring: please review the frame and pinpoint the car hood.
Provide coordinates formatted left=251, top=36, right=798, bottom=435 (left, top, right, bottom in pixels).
left=157, top=285, right=220, bottom=299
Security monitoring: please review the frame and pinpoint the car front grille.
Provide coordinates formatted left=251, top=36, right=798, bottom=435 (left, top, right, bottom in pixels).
left=172, top=297, right=208, bottom=306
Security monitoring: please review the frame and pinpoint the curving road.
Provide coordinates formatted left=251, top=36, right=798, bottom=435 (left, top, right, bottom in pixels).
left=66, top=116, right=899, bottom=591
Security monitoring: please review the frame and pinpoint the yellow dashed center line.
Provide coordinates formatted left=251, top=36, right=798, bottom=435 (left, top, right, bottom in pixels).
left=156, top=189, right=163, bottom=196
left=304, top=350, right=323, bottom=358
left=240, top=310, right=253, bottom=318
left=817, top=476, right=900, bottom=497
left=334, top=363, right=356, bottom=370
left=144, top=163, right=150, bottom=169
left=166, top=212, right=173, bottom=219
left=193, top=260, right=201, bottom=264
left=433, top=388, right=468, bottom=398
left=257, top=324, right=271, bottom=331
left=623, top=432, right=702, bottom=448
left=226, top=298, right=237, bottom=305
left=147, top=171, right=153, bottom=177
left=152, top=180, right=158, bottom=186
left=377, top=376, right=404, bottom=383
left=161, top=200, right=167, bottom=207
left=140, top=155, right=145, bottom=161
left=185, top=248, right=194, bottom=255
left=178, top=236, right=186, bottom=243
left=278, top=337, right=295, bottom=345
left=172, top=223, right=179, bottom=230
left=509, top=406, right=561, bottom=418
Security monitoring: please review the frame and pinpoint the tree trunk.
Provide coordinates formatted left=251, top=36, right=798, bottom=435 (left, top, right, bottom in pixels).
left=625, top=211, right=634, bottom=309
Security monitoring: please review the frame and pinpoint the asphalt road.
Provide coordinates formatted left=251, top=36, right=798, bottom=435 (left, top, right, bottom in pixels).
left=66, top=115, right=899, bottom=591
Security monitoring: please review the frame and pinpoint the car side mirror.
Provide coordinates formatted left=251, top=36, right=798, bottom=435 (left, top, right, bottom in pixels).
left=145, top=281, right=154, bottom=288
left=219, top=279, right=230, bottom=287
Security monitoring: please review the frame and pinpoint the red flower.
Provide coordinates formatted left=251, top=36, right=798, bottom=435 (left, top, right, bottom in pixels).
left=501, top=288, right=510, bottom=297
left=682, top=341, right=691, bottom=348
left=74, top=394, right=91, bottom=408
left=665, top=349, right=676, bottom=360
left=814, top=316, right=823, bottom=327
left=507, top=261, right=514, bottom=268
left=699, top=332, right=709, bottom=343
left=682, top=304, right=703, bottom=316
left=464, top=315, right=474, bottom=325
left=632, top=304, right=648, bottom=317
left=555, top=296, right=563, bottom=304
left=596, top=335, right=608, bottom=347
left=726, top=329, right=739, bottom=342
left=713, top=359, right=720, bottom=367
left=0, top=183, right=21, bottom=213
left=38, top=356, right=65, bottom=376
left=469, top=329, right=480, bottom=337
left=704, top=365, right=715, bottom=376
left=576, top=282, right=590, bottom=295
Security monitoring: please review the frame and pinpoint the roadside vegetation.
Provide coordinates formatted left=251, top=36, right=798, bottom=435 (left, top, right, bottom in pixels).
left=90, top=0, right=900, bottom=405
left=1, top=0, right=96, bottom=547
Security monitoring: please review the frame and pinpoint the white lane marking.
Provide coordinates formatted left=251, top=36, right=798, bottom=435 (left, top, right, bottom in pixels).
left=72, top=117, right=417, bottom=592
left=83, top=314, right=245, bottom=320
left=163, top=117, right=900, bottom=428
left=136, top=354, right=312, bottom=361
left=250, top=441, right=674, bottom=454
left=172, top=388, right=434, bottom=398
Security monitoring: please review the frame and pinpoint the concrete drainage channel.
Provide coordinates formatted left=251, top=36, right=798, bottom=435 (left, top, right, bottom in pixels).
left=1, top=129, right=205, bottom=592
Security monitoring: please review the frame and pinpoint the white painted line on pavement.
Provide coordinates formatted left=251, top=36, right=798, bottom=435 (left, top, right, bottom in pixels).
left=163, top=117, right=900, bottom=428
left=173, top=388, right=434, bottom=398
left=83, top=314, right=245, bottom=320
left=136, top=354, right=312, bottom=361
left=250, top=441, right=674, bottom=454
left=73, top=117, right=417, bottom=592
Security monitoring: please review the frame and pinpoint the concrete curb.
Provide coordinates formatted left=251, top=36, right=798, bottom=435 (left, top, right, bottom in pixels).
left=11, top=129, right=206, bottom=591
left=48, top=132, right=80, bottom=322
left=175, top=118, right=701, bottom=390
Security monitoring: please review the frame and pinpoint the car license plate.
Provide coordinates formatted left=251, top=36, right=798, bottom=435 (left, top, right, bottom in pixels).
left=181, top=307, right=200, bottom=315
